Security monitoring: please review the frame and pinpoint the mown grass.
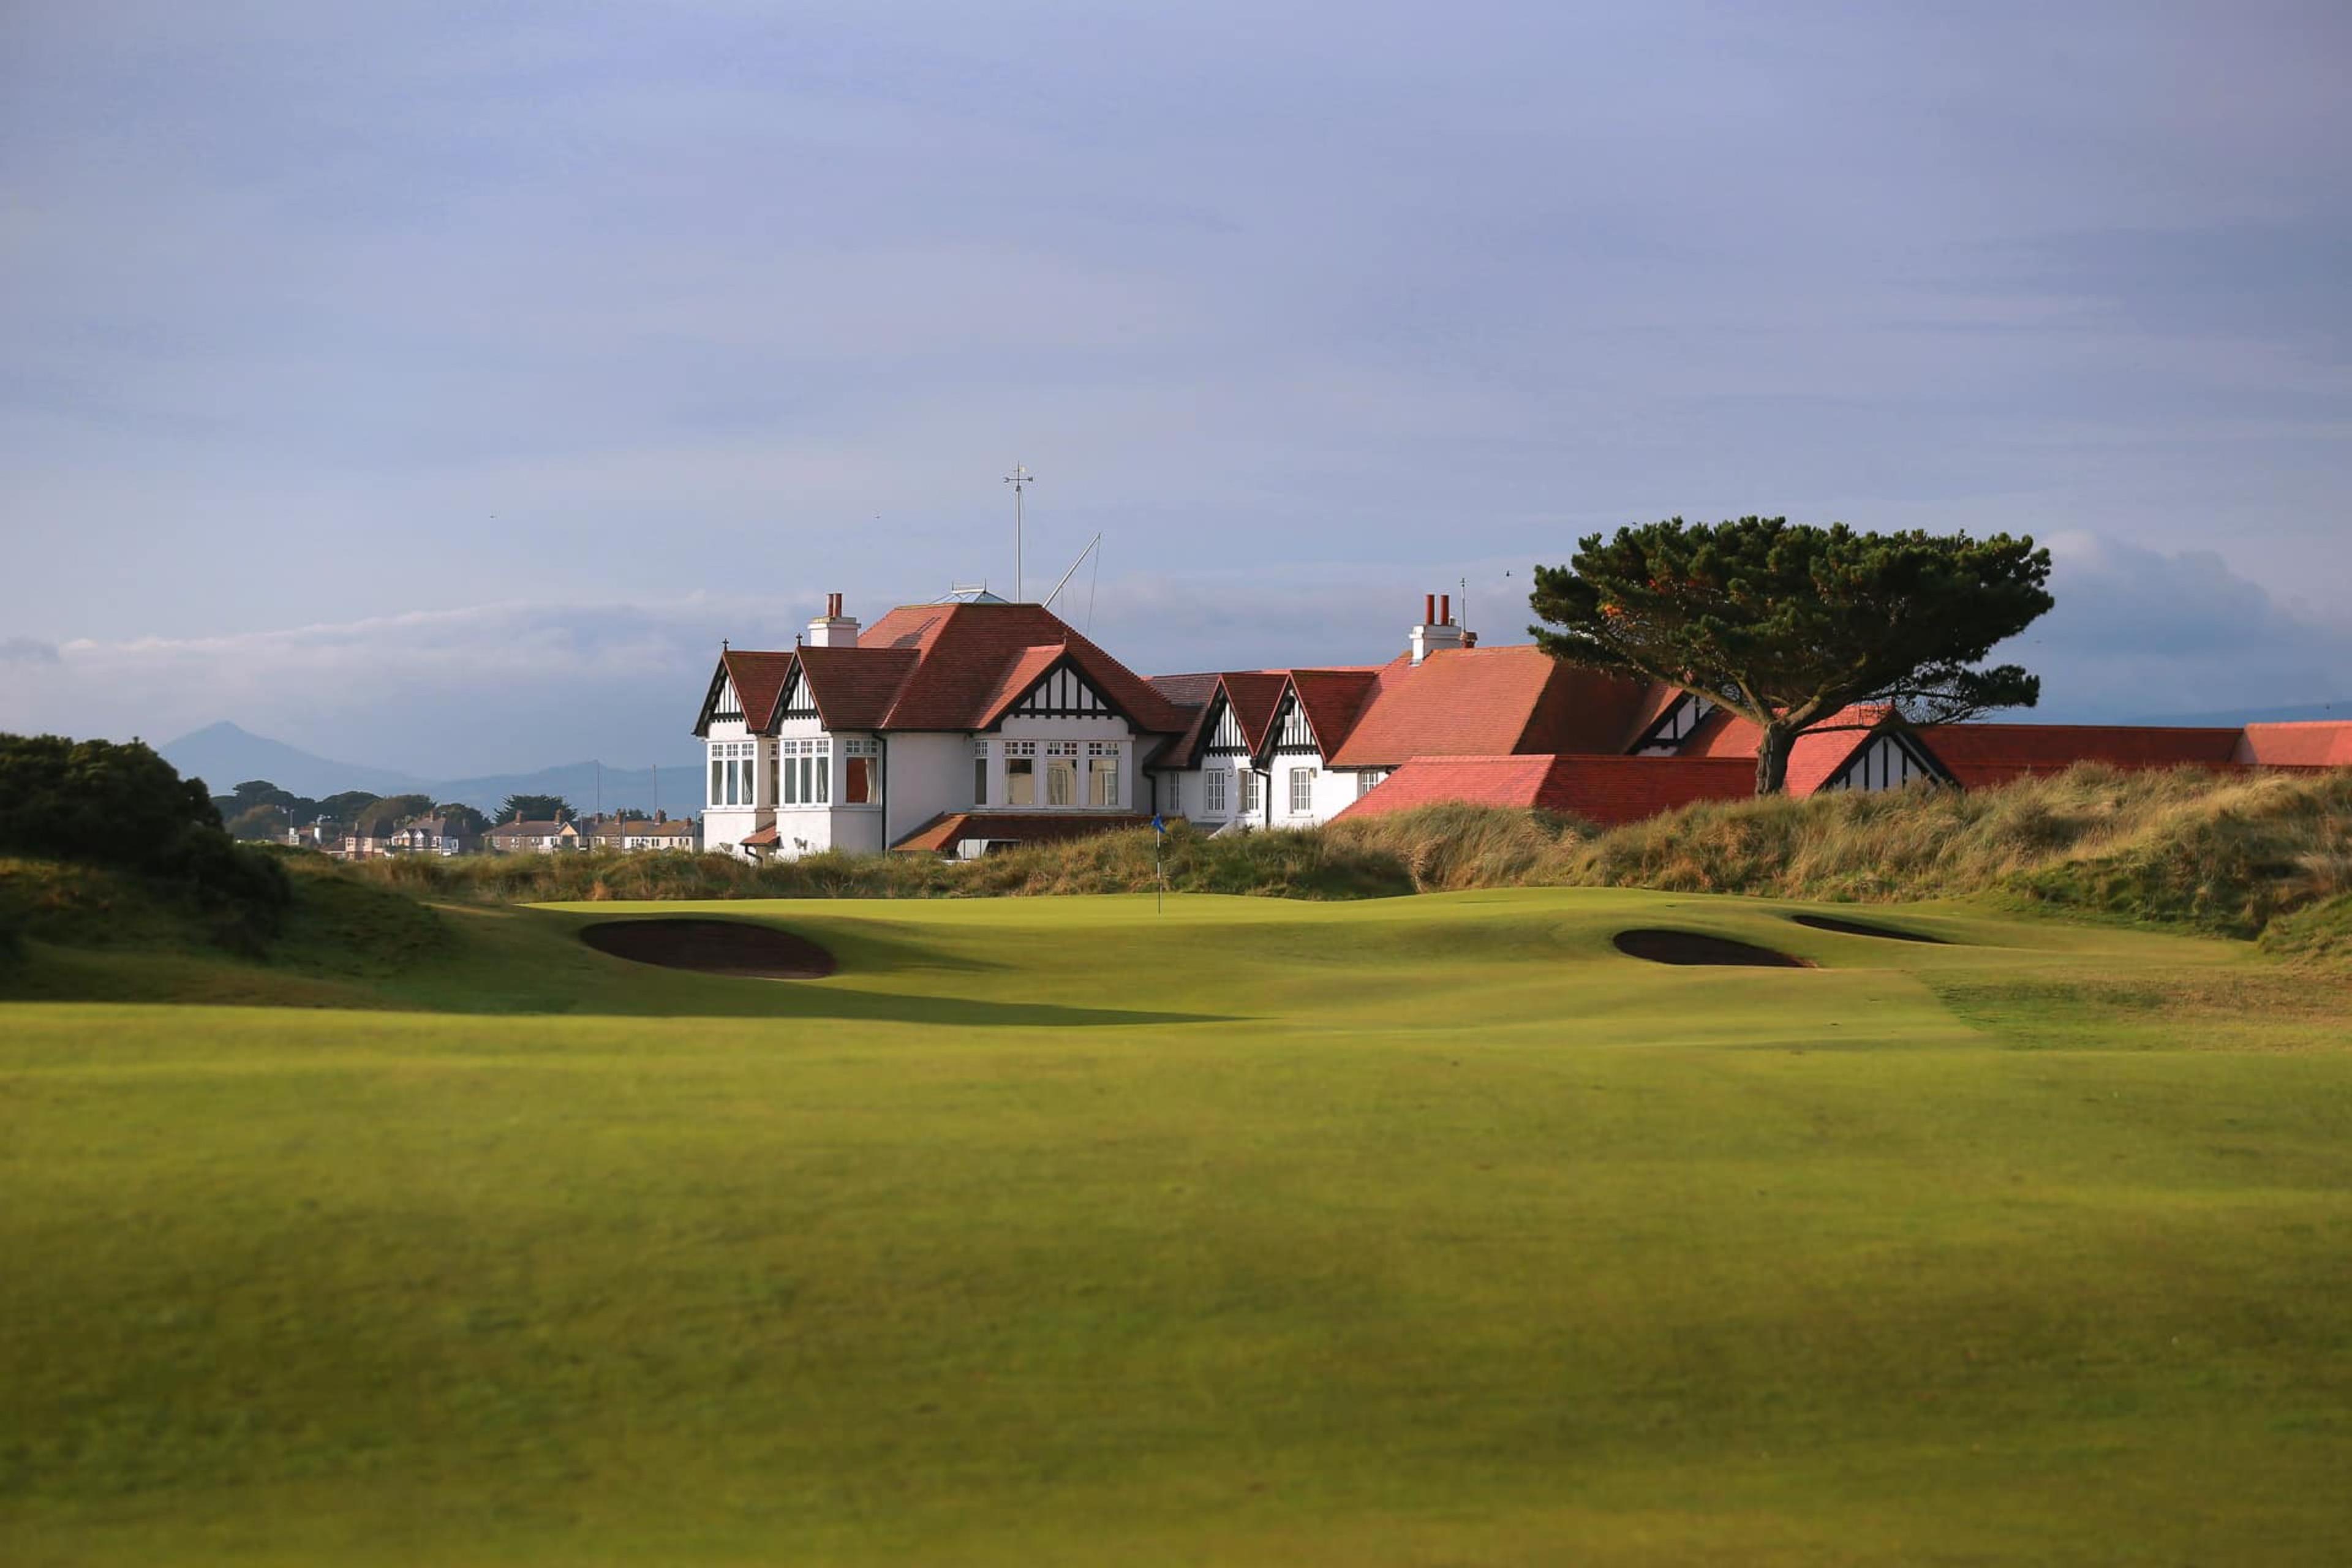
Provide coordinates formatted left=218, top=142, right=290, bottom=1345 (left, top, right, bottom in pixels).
left=2, top=889, right=2350, bottom=1566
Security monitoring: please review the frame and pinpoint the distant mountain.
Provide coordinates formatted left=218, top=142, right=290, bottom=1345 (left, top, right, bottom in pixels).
left=162, top=722, right=429, bottom=799
left=160, top=722, right=704, bottom=817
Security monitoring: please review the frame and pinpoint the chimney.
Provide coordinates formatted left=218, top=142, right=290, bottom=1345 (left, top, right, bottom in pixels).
left=807, top=592, right=860, bottom=647
left=1409, top=590, right=1468, bottom=665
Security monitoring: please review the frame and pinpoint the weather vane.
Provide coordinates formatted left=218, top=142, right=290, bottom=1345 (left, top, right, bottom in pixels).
left=1004, top=462, right=1035, bottom=601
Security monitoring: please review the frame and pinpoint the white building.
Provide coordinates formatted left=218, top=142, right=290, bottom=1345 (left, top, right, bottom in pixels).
left=694, top=593, right=1189, bottom=860
left=702, top=587, right=2340, bottom=854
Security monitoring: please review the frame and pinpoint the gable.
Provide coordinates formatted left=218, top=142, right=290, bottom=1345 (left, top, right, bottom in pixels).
left=1270, top=692, right=1319, bottom=755
left=778, top=665, right=819, bottom=721
left=1206, top=696, right=1251, bottom=755
left=1819, top=729, right=1947, bottom=793
left=1630, top=693, right=1717, bottom=754
left=1005, top=659, right=1117, bottom=720
left=693, top=660, right=742, bottom=736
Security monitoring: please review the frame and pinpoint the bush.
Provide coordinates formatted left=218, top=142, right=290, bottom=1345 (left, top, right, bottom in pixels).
left=0, top=733, right=291, bottom=940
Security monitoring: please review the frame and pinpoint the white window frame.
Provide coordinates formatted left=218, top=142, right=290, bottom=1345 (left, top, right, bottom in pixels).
left=1289, top=766, right=1314, bottom=815
left=1204, top=769, right=1228, bottom=816
left=1087, top=741, right=1121, bottom=809
left=1044, top=741, right=1079, bottom=809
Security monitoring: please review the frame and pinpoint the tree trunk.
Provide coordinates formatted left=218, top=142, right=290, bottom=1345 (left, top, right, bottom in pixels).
left=1755, top=722, right=1795, bottom=795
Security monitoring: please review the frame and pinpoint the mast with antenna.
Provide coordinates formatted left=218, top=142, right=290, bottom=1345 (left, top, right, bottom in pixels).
left=1042, top=532, right=1104, bottom=612
left=1003, top=462, right=1035, bottom=600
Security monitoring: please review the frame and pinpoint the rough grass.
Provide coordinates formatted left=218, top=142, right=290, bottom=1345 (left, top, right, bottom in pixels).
left=349, top=766, right=2352, bottom=942
left=4, top=891, right=2351, bottom=1565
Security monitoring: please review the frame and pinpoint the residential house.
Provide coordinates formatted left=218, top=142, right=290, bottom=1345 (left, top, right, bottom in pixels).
left=582, top=816, right=701, bottom=853
left=385, top=816, right=479, bottom=856
left=485, top=820, right=582, bottom=854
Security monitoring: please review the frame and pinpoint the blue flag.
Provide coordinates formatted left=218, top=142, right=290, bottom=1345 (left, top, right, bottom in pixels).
left=1151, top=814, right=1166, bottom=834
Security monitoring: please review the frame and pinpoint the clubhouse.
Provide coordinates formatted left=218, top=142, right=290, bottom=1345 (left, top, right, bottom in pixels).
left=693, top=589, right=2350, bottom=861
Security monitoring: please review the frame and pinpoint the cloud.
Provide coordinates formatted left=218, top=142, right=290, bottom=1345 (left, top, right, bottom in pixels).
left=2008, top=533, right=2352, bottom=720
left=10, top=534, right=2342, bottom=780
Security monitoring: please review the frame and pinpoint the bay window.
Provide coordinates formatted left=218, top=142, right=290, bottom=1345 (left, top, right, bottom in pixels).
left=781, top=739, right=832, bottom=807
left=973, top=739, right=989, bottom=804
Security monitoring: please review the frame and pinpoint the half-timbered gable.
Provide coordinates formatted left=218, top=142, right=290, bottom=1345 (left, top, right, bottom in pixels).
left=1001, top=659, right=1117, bottom=722
left=1815, top=728, right=1949, bottom=793
left=1628, top=692, right=1718, bottom=755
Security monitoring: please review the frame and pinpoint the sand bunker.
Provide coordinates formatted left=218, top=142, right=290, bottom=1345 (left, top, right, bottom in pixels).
left=580, top=919, right=837, bottom=979
left=1790, top=913, right=1950, bottom=944
left=1612, top=929, right=1813, bottom=968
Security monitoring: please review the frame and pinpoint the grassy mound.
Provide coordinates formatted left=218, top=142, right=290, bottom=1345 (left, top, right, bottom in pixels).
left=0, top=851, right=454, bottom=1004
left=1558, top=764, right=2352, bottom=938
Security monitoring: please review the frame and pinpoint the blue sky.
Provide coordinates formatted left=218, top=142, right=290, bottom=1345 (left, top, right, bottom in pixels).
left=3, top=1, right=2348, bottom=773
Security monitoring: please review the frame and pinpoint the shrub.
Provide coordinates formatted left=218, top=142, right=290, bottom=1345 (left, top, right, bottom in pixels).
left=0, top=733, right=291, bottom=941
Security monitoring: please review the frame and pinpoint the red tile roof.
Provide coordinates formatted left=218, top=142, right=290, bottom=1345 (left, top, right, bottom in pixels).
left=717, top=650, right=794, bottom=731
left=793, top=643, right=920, bottom=730
left=2235, top=721, right=2352, bottom=767
left=1914, top=723, right=2243, bottom=787
left=853, top=603, right=1191, bottom=734
left=1676, top=706, right=1887, bottom=796
left=715, top=603, right=1191, bottom=738
left=1145, top=673, right=1223, bottom=763
left=1325, top=646, right=1652, bottom=767
left=1333, top=754, right=1756, bottom=826
left=890, top=811, right=1150, bottom=853
left=1286, top=668, right=1385, bottom=755
left=1219, top=672, right=1290, bottom=753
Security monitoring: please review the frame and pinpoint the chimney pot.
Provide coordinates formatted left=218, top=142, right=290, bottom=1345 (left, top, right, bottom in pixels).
left=1440, top=593, right=1451, bottom=626
left=1424, top=593, right=1436, bottom=625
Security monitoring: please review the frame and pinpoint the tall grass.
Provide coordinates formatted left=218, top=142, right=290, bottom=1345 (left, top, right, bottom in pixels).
left=342, top=766, right=2352, bottom=940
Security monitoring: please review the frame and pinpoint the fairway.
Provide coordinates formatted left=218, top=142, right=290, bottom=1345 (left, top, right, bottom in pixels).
left=5, top=888, right=2351, bottom=1565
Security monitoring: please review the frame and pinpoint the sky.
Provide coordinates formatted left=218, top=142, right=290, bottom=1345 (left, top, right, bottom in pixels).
left=3, top=1, right=2348, bottom=774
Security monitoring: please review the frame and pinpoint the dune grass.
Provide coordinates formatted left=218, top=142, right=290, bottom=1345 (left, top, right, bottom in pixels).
left=4, top=888, right=2351, bottom=1565
left=331, top=765, right=2352, bottom=944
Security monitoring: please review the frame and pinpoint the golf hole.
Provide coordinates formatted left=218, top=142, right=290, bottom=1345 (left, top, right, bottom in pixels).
left=1613, top=929, right=1814, bottom=968
left=1789, top=913, right=1950, bottom=944
left=581, top=919, right=838, bottom=979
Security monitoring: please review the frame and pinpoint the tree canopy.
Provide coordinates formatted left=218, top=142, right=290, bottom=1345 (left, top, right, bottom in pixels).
left=434, top=802, right=491, bottom=837
left=1529, top=518, right=2054, bottom=793
left=499, top=794, right=575, bottom=824
left=0, top=733, right=288, bottom=924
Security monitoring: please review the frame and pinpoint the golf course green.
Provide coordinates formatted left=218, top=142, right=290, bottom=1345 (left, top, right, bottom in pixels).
left=4, top=888, right=2350, bottom=1564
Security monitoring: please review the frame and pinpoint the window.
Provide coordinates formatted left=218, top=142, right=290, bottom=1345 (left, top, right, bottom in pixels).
left=780, top=739, right=832, bottom=807
left=844, top=738, right=880, bottom=805
left=780, top=741, right=797, bottom=805
left=1045, top=742, right=1078, bottom=807
left=1204, top=769, right=1227, bottom=816
left=1289, top=767, right=1314, bottom=814
left=1087, top=742, right=1121, bottom=808
left=973, top=739, right=989, bottom=805
left=710, top=753, right=723, bottom=806
left=1006, top=741, right=1036, bottom=806
left=1356, top=769, right=1389, bottom=799
left=1238, top=770, right=1261, bottom=815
